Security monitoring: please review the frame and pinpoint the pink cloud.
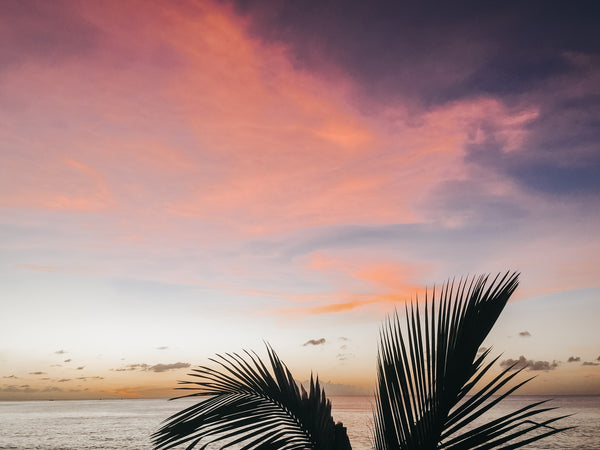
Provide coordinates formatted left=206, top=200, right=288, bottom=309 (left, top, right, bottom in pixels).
left=0, top=0, right=543, bottom=242
left=269, top=254, right=433, bottom=317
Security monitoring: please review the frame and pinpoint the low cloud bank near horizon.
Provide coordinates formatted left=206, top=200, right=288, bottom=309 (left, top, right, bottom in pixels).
left=148, top=363, right=190, bottom=373
left=500, top=356, right=558, bottom=371
left=112, top=362, right=190, bottom=373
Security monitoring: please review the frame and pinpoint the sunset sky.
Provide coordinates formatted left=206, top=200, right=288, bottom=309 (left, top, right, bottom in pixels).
left=1, top=0, right=599, bottom=400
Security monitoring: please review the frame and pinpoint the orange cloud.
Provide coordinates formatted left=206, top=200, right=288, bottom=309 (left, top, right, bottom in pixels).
left=272, top=254, right=432, bottom=317
left=307, top=252, right=429, bottom=292
left=295, top=297, right=379, bottom=315
left=0, top=153, right=113, bottom=212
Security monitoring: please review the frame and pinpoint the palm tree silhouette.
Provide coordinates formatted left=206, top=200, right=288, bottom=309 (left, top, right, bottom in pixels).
left=153, top=273, right=571, bottom=449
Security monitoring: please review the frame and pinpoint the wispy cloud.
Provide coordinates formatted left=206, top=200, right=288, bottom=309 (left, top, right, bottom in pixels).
left=147, top=363, right=190, bottom=373
left=500, top=356, right=558, bottom=371
left=302, top=338, right=326, bottom=347
left=336, top=353, right=354, bottom=361
left=112, top=364, right=149, bottom=372
left=0, top=385, right=38, bottom=393
left=111, top=362, right=189, bottom=373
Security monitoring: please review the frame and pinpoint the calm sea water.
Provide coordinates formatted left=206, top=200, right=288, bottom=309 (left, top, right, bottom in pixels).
left=0, top=396, right=597, bottom=449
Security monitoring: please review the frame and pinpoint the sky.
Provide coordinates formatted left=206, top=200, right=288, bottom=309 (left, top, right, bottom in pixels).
left=1, top=0, right=599, bottom=400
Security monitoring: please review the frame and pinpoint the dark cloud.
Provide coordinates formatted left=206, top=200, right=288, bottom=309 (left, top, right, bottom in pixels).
left=500, top=356, right=558, bottom=371
left=57, top=378, right=70, bottom=382
left=567, top=356, right=581, bottom=362
left=518, top=331, right=531, bottom=337
left=111, top=362, right=188, bottom=373
left=156, top=346, right=168, bottom=350
left=336, top=353, right=355, bottom=361
left=42, top=386, right=62, bottom=392
left=582, top=361, right=600, bottom=366
left=77, top=376, right=104, bottom=381
left=112, top=363, right=149, bottom=372
left=235, top=2, right=600, bottom=200
left=76, top=366, right=85, bottom=370
left=29, top=371, right=46, bottom=375
left=147, top=362, right=190, bottom=373
left=0, top=385, right=38, bottom=393
left=235, top=1, right=600, bottom=106
left=465, top=78, right=600, bottom=198
left=64, top=359, right=71, bottom=363
left=54, top=349, right=67, bottom=354
left=303, top=338, right=326, bottom=346
left=2, top=375, right=18, bottom=379
left=509, top=161, right=600, bottom=196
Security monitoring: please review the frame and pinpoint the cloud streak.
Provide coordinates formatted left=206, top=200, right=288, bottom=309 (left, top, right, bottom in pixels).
left=500, top=356, right=559, bottom=371
left=302, top=338, right=326, bottom=347
left=112, top=362, right=190, bottom=373
left=147, top=363, right=190, bottom=373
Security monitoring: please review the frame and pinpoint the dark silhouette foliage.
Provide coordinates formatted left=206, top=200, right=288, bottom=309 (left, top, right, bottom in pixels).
left=152, top=345, right=351, bottom=449
left=153, top=272, right=571, bottom=449
left=373, top=272, right=572, bottom=449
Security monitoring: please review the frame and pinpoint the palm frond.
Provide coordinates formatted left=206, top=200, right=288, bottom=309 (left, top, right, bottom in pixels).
left=373, top=272, right=572, bottom=449
left=152, top=344, right=351, bottom=450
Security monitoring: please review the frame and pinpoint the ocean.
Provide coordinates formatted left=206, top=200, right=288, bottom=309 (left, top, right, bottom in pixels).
left=0, top=396, right=597, bottom=449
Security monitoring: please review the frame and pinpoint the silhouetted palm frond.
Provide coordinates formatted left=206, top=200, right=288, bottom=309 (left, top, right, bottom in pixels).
left=373, top=272, right=573, bottom=449
left=152, top=344, right=351, bottom=450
